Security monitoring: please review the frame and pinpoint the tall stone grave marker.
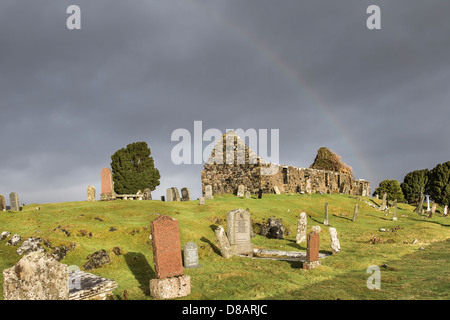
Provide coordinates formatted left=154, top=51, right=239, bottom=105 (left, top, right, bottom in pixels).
left=444, top=205, right=448, bottom=217
left=323, top=202, right=329, bottom=226
left=296, top=212, right=307, bottom=244
left=0, top=195, right=5, bottom=211
left=393, top=200, right=398, bottom=221
left=150, top=215, right=190, bottom=299
left=352, top=204, right=359, bottom=222
left=226, top=209, right=254, bottom=255
left=87, top=186, right=96, bottom=202
left=426, top=195, right=431, bottom=212
left=303, top=231, right=321, bottom=270
left=214, top=226, right=232, bottom=258
left=183, top=242, right=201, bottom=268
left=166, top=188, right=174, bottom=202
left=204, top=185, right=213, bottom=200
left=9, top=192, right=19, bottom=211
left=3, top=251, right=69, bottom=300
left=329, top=227, right=341, bottom=254
left=381, top=193, right=387, bottom=210
left=171, top=187, right=181, bottom=201
left=100, top=168, right=115, bottom=201
left=431, top=203, right=437, bottom=214
left=237, top=185, right=245, bottom=197
left=181, top=188, right=191, bottom=201
left=143, top=188, right=152, bottom=200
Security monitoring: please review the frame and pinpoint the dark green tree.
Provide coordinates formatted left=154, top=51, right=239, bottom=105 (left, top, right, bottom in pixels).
left=111, top=141, right=160, bottom=194
left=428, top=161, right=450, bottom=206
left=373, top=179, right=406, bottom=202
left=400, top=169, right=429, bottom=204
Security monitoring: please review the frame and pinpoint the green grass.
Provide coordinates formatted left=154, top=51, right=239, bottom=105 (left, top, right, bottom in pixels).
left=0, top=194, right=448, bottom=300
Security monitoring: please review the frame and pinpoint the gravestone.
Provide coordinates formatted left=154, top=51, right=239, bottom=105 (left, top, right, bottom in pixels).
left=150, top=215, right=190, bottom=299
left=444, top=205, right=448, bottom=217
left=166, top=188, right=174, bottom=202
left=237, top=185, right=245, bottom=197
left=303, top=231, right=321, bottom=270
left=143, top=188, right=152, bottom=200
left=296, top=212, right=307, bottom=244
left=393, top=200, right=398, bottom=221
left=181, top=188, right=191, bottom=201
left=100, top=168, right=115, bottom=201
left=0, top=195, right=5, bottom=211
left=329, top=227, right=341, bottom=254
left=426, top=195, right=431, bottom=212
left=199, top=197, right=205, bottom=205
left=161, top=196, right=165, bottom=202
left=136, top=190, right=143, bottom=200
left=171, top=188, right=181, bottom=201
left=381, top=193, right=387, bottom=210
left=431, top=203, right=437, bottom=214
left=3, top=251, right=69, bottom=300
left=352, top=204, right=359, bottom=222
left=183, top=242, right=201, bottom=268
left=9, top=192, right=19, bottom=211
left=226, top=209, right=254, bottom=255
left=273, top=186, right=281, bottom=195
left=258, top=189, right=263, bottom=199
left=214, top=226, right=232, bottom=258
left=323, top=202, right=329, bottom=226
left=204, top=185, right=213, bottom=200
left=245, top=191, right=251, bottom=199
left=87, top=186, right=96, bottom=202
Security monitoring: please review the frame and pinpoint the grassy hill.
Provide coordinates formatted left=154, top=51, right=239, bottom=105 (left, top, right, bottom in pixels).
left=0, top=194, right=448, bottom=300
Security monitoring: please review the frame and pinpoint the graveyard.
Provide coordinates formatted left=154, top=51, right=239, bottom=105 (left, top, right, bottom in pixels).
left=0, top=193, right=448, bottom=300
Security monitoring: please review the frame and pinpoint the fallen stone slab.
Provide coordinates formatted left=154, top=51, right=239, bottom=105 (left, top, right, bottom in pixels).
left=69, top=270, right=118, bottom=300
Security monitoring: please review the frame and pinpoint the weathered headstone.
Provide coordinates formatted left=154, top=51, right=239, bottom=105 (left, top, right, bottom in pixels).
left=150, top=215, right=190, bottom=299
left=296, top=212, right=307, bottom=244
left=204, top=185, right=213, bottom=200
left=303, top=231, right=321, bottom=270
left=9, top=192, right=19, bottom=211
left=444, top=205, right=448, bottom=217
left=0, top=195, right=5, bottom=211
left=214, top=226, right=232, bottom=258
left=431, top=203, right=437, bottom=214
left=143, top=188, right=152, bottom=200
left=166, top=188, right=174, bottom=202
left=87, top=186, right=96, bottom=202
left=273, top=186, right=281, bottom=195
left=393, top=200, right=398, bottom=221
left=183, top=242, right=201, bottom=268
left=426, top=195, right=431, bottom=212
left=171, top=187, right=181, bottom=201
left=199, top=197, right=205, bottom=205
left=380, top=193, right=387, bottom=211
left=226, top=209, right=254, bottom=255
left=237, top=185, right=245, bottom=197
left=245, top=191, right=251, bottom=199
left=136, top=190, right=143, bottom=200
left=181, top=188, right=191, bottom=201
left=329, top=227, right=341, bottom=254
left=323, top=202, right=329, bottom=226
left=100, top=168, right=115, bottom=201
left=3, top=251, right=69, bottom=300
left=352, top=204, right=359, bottom=222
left=311, top=225, right=321, bottom=233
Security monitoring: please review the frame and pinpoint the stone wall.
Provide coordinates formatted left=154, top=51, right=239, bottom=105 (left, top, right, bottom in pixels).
left=201, top=132, right=370, bottom=197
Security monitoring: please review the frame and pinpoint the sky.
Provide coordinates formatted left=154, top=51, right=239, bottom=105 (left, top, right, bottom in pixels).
left=0, top=0, right=449, bottom=205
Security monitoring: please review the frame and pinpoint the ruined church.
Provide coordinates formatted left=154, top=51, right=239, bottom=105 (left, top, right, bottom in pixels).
left=201, top=131, right=370, bottom=197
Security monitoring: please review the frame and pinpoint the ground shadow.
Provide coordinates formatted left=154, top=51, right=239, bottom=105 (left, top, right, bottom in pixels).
left=200, top=236, right=221, bottom=255
left=286, top=239, right=306, bottom=251
left=124, top=252, right=154, bottom=296
left=366, top=213, right=394, bottom=221
left=309, top=216, right=323, bottom=225
left=332, top=214, right=353, bottom=222
left=406, top=216, right=450, bottom=227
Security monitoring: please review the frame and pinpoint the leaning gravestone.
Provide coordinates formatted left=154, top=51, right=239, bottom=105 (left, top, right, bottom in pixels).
left=352, top=204, right=359, bottom=222
left=296, top=212, right=307, bottom=244
left=143, top=188, right=152, bottom=200
left=226, top=209, right=254, bottom=255
left=323, top=202, right=329, bottom=226
left=150, top=215, right=190, bottom=299
left=303, top=231, right=321, bottom=270
left=380, top=193, right=387, bottom=211
left=9, top=193, right=19, bottom=211
left=214, top=226, right=232, bottom=258
left=183, top=242, right=201, bottom=268
left=273, top=186, right=281, bottom=195
left=237, top=185, right=245, bottom=197
left=181, top=188, right=191, bottom=201
left=3, top=251, right=69, bottom=300
left=329, top=227, right=341, bottom=254
left=0, top=195, right=5, bottom=211
left=171, top=188, right=181, bottom=201
left=100, top=168, right=115, bottom=201
left=204, top=185, right=213, bottom=200
left=87, top=186, right=96, bottom=202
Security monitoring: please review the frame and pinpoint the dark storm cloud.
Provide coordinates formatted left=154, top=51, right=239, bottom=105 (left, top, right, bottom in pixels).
left=0, top=0, right=449, bottom=204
